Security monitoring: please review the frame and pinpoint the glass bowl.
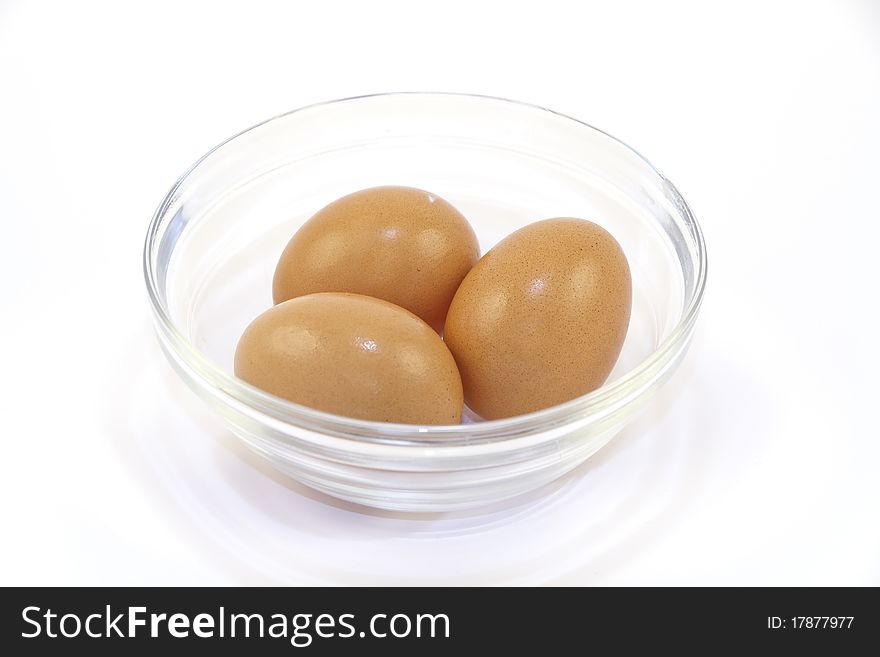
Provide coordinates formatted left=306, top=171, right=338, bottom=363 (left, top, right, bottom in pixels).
left=143, top=93, right=707, bottom=512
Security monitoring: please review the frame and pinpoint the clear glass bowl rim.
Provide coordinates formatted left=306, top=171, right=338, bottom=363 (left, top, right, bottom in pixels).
left=143, top=91, right=707, bottom=447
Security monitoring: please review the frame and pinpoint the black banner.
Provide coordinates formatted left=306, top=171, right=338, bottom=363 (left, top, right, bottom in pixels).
left=1, top=587, right=876, bottom=654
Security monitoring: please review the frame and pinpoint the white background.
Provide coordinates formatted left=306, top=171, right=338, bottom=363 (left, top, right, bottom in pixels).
left=2, top=0, right=878, bottom=585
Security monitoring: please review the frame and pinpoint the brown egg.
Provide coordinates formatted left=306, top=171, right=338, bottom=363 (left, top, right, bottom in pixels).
left=444, top=218, right=632, bottom=420
left=234, top=293, right=463, bottom=424
left=272, top=186, right=480, bottom=331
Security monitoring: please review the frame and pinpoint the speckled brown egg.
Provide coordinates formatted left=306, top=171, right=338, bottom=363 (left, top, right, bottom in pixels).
left=234, top=292, right=463, bottom=424
left=272, top=186, right=480, bottom=331
left=443, top=218, right=632, bottom=420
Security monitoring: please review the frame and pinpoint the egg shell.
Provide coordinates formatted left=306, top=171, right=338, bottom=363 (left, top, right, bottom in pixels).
left=272, top=186, right=480, bottom=331
left=444, top=218, right=632, bottom=420
left=234, top=292, right=463, bottom=424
